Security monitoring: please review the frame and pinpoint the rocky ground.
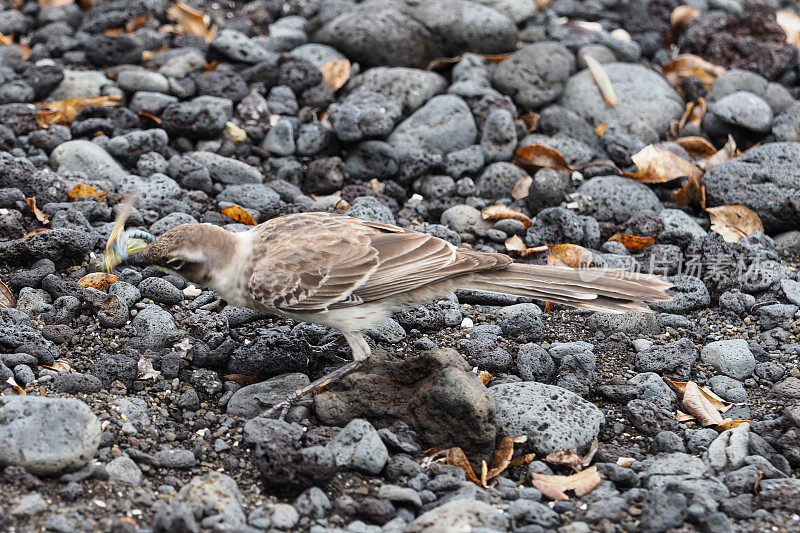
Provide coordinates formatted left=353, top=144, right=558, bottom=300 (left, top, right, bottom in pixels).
left=1, top=0, right=800, bottom=531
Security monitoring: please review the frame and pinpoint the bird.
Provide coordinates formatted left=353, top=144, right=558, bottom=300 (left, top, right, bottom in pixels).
left=126, top=211, right=672, bottom=416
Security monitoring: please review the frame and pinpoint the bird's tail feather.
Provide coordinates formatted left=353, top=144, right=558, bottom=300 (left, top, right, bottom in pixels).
left=460, top=263, right=673, bottom=314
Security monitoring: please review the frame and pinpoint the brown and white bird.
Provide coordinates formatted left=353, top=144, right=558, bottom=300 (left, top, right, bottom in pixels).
left=132, top=212, right=671, bottom=415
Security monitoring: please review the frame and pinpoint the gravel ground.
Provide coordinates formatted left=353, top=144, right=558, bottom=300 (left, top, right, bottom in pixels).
left=1, top=0, right=800, bottom=532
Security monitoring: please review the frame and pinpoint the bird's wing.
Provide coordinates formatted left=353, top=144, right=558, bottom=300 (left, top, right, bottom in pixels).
left=247, top=212, right=510, bottom=312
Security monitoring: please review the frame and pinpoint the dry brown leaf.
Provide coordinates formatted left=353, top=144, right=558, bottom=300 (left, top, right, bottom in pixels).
left=445, top=447, right=480, bottom=484
left=662, top=54, right=726, bottom=91
left=547, top=244, right=592, bottom=268
left=78, top=0, right=98, bottom=9
left=478, top=370, right=492, bottom=386
left=676, top=410, right=696, bottom=422
left=0, top=280, right=15, bottom=309
left=582, top=53, right=616, bottom=106
left=674, top=135, right=717, bottom=159
left=514, top=144, right=572, bottom=172
left=36, top=95, right=121, bottom=127
left=484, top=436, right=527, bottom=484
left=616, top=457, right=635, bottom=468
left=595, top=123, right=607, bottom=137
left=682, top=381, right=725, bottom=427
left=166, top=1, right=217, bottom=41
left=663, top=377, right=732, bottom=413
left=47, top=360, right=72, bottom=372
left=0, top=33, right=13, bottom=45
left=367, top=178, right=385, bottom=194
left=426, top=52, right=512, bottom=71
left=707, top=205, right=764, bottom=243
left=23, top=228, right=50, bottom=238
left=69, top=183, right=105, bottom=200
left=543, top=301, right=553, bottom=312
left=608, top=233, right=655, bottom=252
left=6, top=376, right=25, bottom=395
left=520, top=112, right=540, bottom=133
left=39, top=0, right=74, bottom=6
left=142, top=46, right=169, bottom=62
left=221, top=204, right=257, bottom=225
left=139, top=111, right=162, bottom=126
left=532, top=466, right=601, bottom=501
left=545, top=450, right=584, bottom=471
left=225, top=121, right=247, bottom=143
left=509, top=453, right=536, bottom=467
left=702, top=135, right=738, bottom=171
left=481, top=205, right=532, bottom=228
left=665, top=5, right=700, bottom=45
left=505, top=234, right=528, bottom=255
left=26, top=197, right=49, bottom=225
left=77, top=272, right=119, bottom=290
left=125, top=15, right=148, bottom=33
left=511, top=175, right=533, bottom=200
left=628, top=144, right=702, bottom=183
left=672, top=173, right=706, bottom=207
left=535, top=0, right=554, bottom=9
left=320, top=58, right=351, bottom=91
left=777, top=10, right=800, bottom=48
left=224, top=374, right=262, bottom=386
left=582, top=438, right=599, bottom=467
left=671, top=98, right=707, bottom=137
left=717, top=419, right=751, bottom=432
left=202, top=59, right=218, bottom=72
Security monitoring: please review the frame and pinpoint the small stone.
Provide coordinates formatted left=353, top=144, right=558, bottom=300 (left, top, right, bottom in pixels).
left=701, top=340, right=756, bottom=380
left=326, top=419, right=389, bottom=475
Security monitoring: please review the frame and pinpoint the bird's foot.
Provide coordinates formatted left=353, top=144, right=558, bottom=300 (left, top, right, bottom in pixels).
left=302, top=336, right=349, bottom=364
left=262, top=358, right=364, bottom=419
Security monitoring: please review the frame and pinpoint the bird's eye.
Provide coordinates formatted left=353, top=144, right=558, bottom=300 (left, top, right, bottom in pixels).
left=167, top=259, right=186, bottom=270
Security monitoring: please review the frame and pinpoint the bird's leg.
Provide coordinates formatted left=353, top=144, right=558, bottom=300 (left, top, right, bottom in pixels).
left=301, top=335, right=349, bottom=364
left=264, top=332, right=371, bottom=419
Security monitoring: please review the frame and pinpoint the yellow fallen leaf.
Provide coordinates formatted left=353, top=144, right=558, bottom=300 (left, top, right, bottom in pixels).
left=319, top=58, right=351, bottom=92
left=547, top=244, right=592, bottom=268
left=0, top=280, right=15, bottom=309
left=221, top=204, right=257, bottom=225
left=26, top=197, right=49, bottom=225
left=225, top=121, right=247, bottom=143
left=532, top=466, right=601, bottom=501
left=707, top=205, right=764, bottom=243
left=23, top=228, right=50, bottom=238
left=445, top=446, right=480, bottom=484
left=717, top=419, right=751, bottom=432
left=481, top=436, right=528, bottom=486
left=77, top=272, right=119, bottom=290
left=481, top=205, right=532, bottom=228
left=69, top=183, right=106, bottom=201
left=36, top=95, right=122, bottom=127
left=608, top=233, right=655, bottom=252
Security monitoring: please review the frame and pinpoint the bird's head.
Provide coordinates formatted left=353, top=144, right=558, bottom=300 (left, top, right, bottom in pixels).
left=131, top=223, right=237, bottom=287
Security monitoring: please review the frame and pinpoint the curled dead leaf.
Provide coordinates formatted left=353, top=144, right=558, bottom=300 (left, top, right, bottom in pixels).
left=707, top=205, right=764, bottom=243
left=137, top=357, right=161, bottom=381
left=23, top=228, right=50, bottom=238
left=664, top=377, right=732, bottom=413
left=671, top=98, right=707, bottom=137
left=320, top=58, right=351, bottom=91
left=43, top=360, right=72, bottom=372
left=674, top=135, right=717, bottom=159
left=6, top=376, right=25, bottom=395
left=628, top=144, right=702, bottom=183
left=505, top=234, right=527, bottom=255
left=221, top=204, right=257, bottom=225
left=682, top=381, right=724, bottom=427
left=478, top=370, right=492, bottom=386
left=368, top=178, right=385, bottom=194
left=514, top=143, right=572, bottom=172
left=481, top=435, right=528, bottom=487
left=717, top=419, right=751, bottom=432
left=511, top=175, right=533, bottom=200
left=547, top=244, right=593, bottom=268
left=662, top=54, right=726, bottom=92
left=481, top=205, right=532, bottom=228
left=167, top=1, right=217, bottom=41
left=545, top=450, right=584, bottom=471
left=582, top=53, right=616, bottom=106
left=77, top=272, right=119, bottom=290
left=445, top=447, right=480, bottom=484
left=26, top=197, right=49, bottom=225
left=665, top=5, right=700, bottom=45
left=532, top=465, right=601, bottom=501
left=608, top=233, right=655, bottom=252
left=616, top=457, right=635, bottom=468
left=39, top=0, right=74, bottom=6
left=520, top=112, right=540, bottom=133
left=595, top=123, right=607, bottom=137
left=139, top=111, right=162, bottom=126
left=36, top=95, right=121, bottom=127
left=426, top=52, right=512, bottom=71
left=702, top=135, right=738, bottom=171
left=69, top=183, right=105, bottom=201
left=0, top=280, right=15, bottom=309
